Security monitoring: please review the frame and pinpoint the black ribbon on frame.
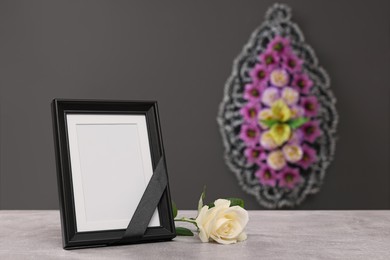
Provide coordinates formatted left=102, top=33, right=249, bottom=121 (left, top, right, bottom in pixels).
left=111, top=156, right=168, bottom=244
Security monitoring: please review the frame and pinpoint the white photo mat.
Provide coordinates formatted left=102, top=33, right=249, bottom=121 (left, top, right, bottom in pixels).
left=66, top=114, right=160, bottom=232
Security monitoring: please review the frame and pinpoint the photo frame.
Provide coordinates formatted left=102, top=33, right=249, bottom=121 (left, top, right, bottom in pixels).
left=52, top=99, right=176, bottom=249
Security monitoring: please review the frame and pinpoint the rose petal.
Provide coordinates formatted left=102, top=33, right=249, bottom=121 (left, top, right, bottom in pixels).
left=237, top=232, right=248, bottom=241
left=214, top=216, right=230, bottom=231
left=195, top=206, right=211, bottom=242
left=225, top=206, right=249, bottom=228
left=210, top=234, right=237, bottom=245
left=213, top=199, right=231, bottom=208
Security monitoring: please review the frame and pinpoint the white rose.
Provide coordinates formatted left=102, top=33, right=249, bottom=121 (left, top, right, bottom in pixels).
left=258, top=109, right=273, bottom=129
left=260, top=131, right=278, bottom=150
left=281, top=87, right=299, bottom=105
left=261, top=87, right=280, bottom=106
left=267, top=150, right=286, bottom=170
left=283, top=144, right=303, bottom=163
left=195, top=199, right=249, bottom=244
left=270, top=69, right=289, bottom=87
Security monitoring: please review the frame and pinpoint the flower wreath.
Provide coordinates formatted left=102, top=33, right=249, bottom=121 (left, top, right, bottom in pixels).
left=217, top=3, right=338, bottom=208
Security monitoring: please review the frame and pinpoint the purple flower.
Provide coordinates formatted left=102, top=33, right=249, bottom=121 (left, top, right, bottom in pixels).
left=259, top=49, right=280, bottom=67
left=240, top=102, right=261, bottom=123
left=239, top=124, right=261, bottom=147
left=278, top=167, right=301, bottom=189
left=249, top=64, right=270, bottom=86
left=301, top=96, right=320, bottom=117
left=267, top=35, right=291, bottom=55
left=255, top=164, right=278, bottom=187
left=290, top=105, right=305, bottom=118
left=288, top=129, right=303, bottom=145
left=244, top=147, right=267, bottom=164
left=243, top=83, right=263, bottom=102
left=301, top=120, right=322, bottom=143
left=292, top=73, right=313, bottom=94
left=282, top=53, right=303, bottom=73
left=299, top=144, right=317, bottom=169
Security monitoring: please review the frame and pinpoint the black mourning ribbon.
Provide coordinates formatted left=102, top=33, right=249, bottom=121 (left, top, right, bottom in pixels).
left=111, top=156, right=167, bottom=244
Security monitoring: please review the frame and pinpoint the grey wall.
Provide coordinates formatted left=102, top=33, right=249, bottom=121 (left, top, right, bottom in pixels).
left=0, top=0, right=389, bottom=210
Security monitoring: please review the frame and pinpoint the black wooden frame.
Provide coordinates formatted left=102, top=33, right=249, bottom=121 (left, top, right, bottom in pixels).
left=52, top=99, right=176, bottom=249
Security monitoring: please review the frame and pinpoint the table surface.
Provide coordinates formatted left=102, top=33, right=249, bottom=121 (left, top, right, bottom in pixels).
left=0, top=210, right=389, bottom=260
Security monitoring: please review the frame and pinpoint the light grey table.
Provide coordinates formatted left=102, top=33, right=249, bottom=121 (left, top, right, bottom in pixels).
left=0, top=210, right=389, bottom=260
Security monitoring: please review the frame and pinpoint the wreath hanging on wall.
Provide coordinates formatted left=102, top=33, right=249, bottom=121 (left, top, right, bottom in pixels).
left=217, top=3, right=338, bottom=208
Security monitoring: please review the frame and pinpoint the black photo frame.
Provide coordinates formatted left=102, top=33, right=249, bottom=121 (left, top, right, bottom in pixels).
left=52, top=99, right=176, bottom=249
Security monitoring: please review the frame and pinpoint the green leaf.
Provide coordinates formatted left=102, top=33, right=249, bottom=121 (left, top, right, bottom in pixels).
left=175, top=227, right=194, bottom=236
left=172, top=201, right=178, bottom=219
left=208, top=198, right=245, bottom=209
left=197, top=186, right=206, bottom=213
left=289, top=117, right=309, bottom=129
left=260, top=119, right=279, bottom=128
left=226, top=198, right=245, bottom=208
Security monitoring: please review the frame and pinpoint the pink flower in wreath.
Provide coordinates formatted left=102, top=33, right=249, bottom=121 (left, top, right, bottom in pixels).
left=288, top=129, right=303, bottom=145
left=292, top=73, right=313, bottom=94
left=240, top=102, right=261, bottom=123
left=244, top=146, right=267, bottom=164
left=301, top=120, right=322, bottom=143
left=267, top=35, right=291, bottom=55
left=249, top=64, right=270, bottom=86
left=301, top=96, right=320, bottom=117
left=290, top=105, right=305, bottom=119
left=243, top=83, right=263, bottom=102
left=260, top=49, right=280, bottom=67
left=239, top=124, right=261, bottom=147
left=279, top=167, right=301, bottom=189
left=255, top=164, right=278, bottom=187
left=299, top=144, right=317, bottom=169
left=282, top=53, right=303, bottom=73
